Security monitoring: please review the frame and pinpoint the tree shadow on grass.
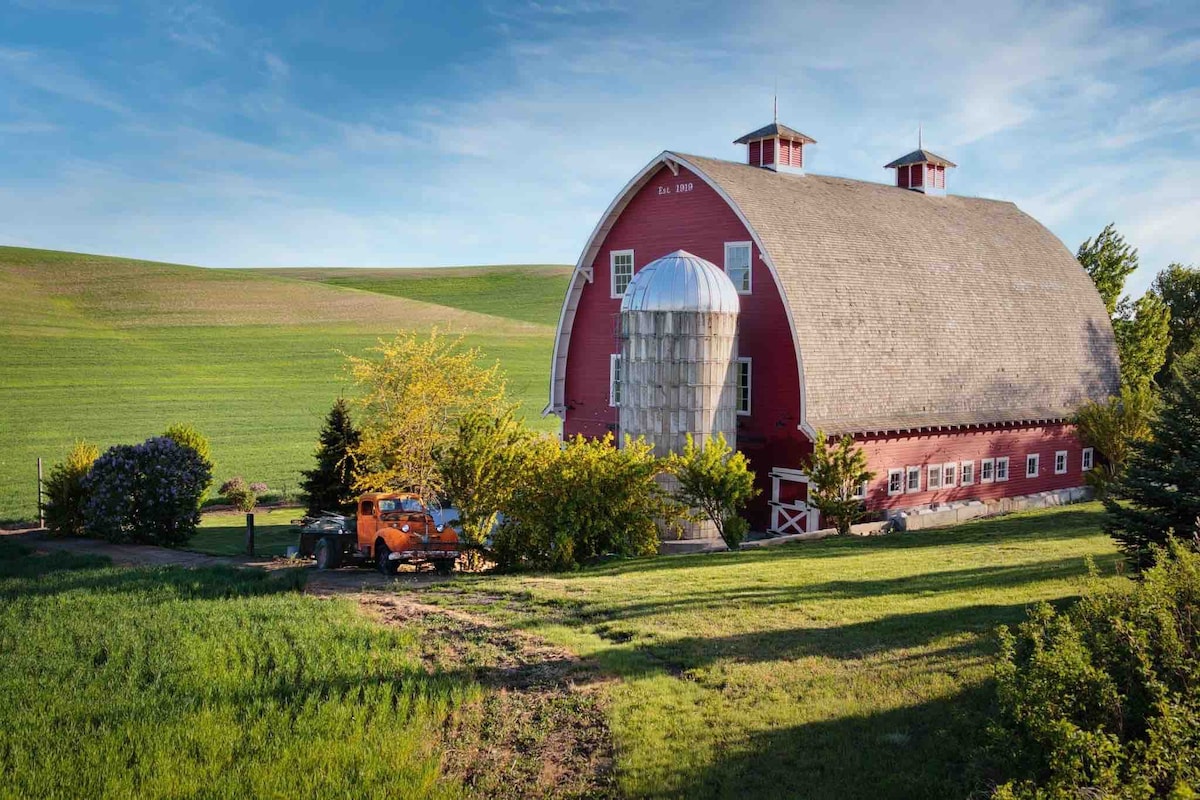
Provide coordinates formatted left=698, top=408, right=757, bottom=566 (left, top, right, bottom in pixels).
left=665, top=684, right=1004, bottom=800
left=570, top=506, right=1110, bottom=580
left=0, top=538, right=305, bottom=602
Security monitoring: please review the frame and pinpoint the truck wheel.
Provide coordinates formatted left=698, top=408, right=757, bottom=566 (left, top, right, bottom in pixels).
left=434, top=559, right=455, bottom=576
left=376, top=543, right=399, bottom=576
left=315, top=538, right=340, bottom=571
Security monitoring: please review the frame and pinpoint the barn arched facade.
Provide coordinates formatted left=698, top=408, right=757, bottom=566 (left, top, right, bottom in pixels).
left=545, top=126, right=1120, bottom=536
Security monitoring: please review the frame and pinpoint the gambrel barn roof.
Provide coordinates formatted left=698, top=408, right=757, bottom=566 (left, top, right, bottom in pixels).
left=548, top=152, right=1120, bottom=435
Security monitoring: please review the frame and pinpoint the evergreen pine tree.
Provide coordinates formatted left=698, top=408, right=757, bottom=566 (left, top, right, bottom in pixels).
left=300, top=397, right=361, bottom=515
left=1105, top=350, right=1200, bottom=569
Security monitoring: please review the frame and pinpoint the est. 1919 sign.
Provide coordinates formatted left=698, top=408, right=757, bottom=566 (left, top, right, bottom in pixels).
left=657, top=182, right=693, bottom=196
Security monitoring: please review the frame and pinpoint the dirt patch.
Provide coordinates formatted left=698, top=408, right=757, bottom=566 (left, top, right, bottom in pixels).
left=345, top=592, right=615, bottom=799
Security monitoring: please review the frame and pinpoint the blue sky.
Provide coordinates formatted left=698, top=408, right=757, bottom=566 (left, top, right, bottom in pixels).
left=0, top=1, right=1196, bottom=295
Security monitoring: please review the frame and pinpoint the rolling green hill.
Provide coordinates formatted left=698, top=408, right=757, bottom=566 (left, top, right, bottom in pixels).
left=0, top=247, right=570, bottom=522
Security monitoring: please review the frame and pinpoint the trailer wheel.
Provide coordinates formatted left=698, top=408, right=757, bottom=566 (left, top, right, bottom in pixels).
left=433, top=559, right=455, bottom=576
left=314, top=537, right=340, bottom=571
left=376, top=543, right=399, bottom=576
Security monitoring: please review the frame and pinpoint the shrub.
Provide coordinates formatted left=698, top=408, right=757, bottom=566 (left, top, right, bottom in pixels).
left=82, top=437, right=211, bottom=546
left=219, top=477, right=260, bottom=513
left=1106, top=349, right=1200, bottom=569
left=991, top=540, right=1200, bottom=799
left=492, top=434, right=677, bottom=571
left=42, top=441, right=99, bottom=537
left=804, top=431, right=874, bottom=536
left=163, top=423, right=214, bottom=503
left=667, top=433, right=758, bottom=549
left=434, top=410, right=530, bottom=567
left=300, top=397, right=361, bottom=516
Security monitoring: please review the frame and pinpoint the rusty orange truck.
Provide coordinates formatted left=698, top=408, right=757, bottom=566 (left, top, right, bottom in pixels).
left=297, top=492, right=460, bottom=575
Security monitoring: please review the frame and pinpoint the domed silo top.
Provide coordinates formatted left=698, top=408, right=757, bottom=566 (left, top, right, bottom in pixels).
left=620, top=250, right=741, bottom=314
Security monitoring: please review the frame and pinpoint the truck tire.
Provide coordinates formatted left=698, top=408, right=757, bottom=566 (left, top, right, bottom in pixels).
left=376, top=542, right=399, bottom=576
left=434, top=559, right=455, bottom=576
left=314, top=537, right=340, bottom=571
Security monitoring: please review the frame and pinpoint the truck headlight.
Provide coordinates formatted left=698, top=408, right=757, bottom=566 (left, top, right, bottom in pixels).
left=436, top=524, right=444, bottom=533
left=401, top=524, right=410, bottom=533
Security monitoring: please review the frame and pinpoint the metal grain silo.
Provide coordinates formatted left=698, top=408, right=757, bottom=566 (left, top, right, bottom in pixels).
left=619, top=250, right=741, bottom=539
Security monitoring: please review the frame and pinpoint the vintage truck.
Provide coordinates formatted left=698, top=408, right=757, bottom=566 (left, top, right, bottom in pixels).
left=297, top=492, right=460, bottom=575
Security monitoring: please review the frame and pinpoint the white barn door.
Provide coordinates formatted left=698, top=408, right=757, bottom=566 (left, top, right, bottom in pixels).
left=768, top=468, right=817, bottom=535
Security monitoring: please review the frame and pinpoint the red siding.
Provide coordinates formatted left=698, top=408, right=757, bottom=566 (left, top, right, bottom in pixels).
left=791, top=141, right=803, bottom=167
left=855, top=423, right=1087, bottom=511
left=897, top=164, right=909, bottom=188
left=762, top=138, right=775, bottom=165
left=749, top=140, right=761, bottom=165
left=562, top=164, right=808, bottom=528
left=911, top=163, right=923, bottom=187
left=778, top=138, right=790, bottom=165
left=936, top=165, right=945, bottom=189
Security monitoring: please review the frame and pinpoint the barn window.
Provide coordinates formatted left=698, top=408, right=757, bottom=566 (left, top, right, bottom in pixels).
left=1054, top=450, right=1068, bottom=475
left=1026, top=454, right=1039, bottom=478
left=980, top=458, right=995, bottom=483
left=610, top=250, right=634, bottom=298
left=853, top=479, right=869, bottom=500
left=927, top=464, right=942, bottom=490
left=725, top=242, right=752, bottom=294
left=906, top=465, right=921, bottom=492
left=887, top=469, right=904, bottom=496
left=736, top=358, right=752, bottom=415
left=609, top=354, right=623, bottom=407
left=1082, top=447, right=1094, bottom=471
left=996, top=457, right=1010, bottom=481
left=943, top=463, right=957, bottom=488
left=961, top=461, right=974, bottom=485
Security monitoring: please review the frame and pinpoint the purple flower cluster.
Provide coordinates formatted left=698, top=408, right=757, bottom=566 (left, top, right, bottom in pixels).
left=82, top=436, right=212, bottom=546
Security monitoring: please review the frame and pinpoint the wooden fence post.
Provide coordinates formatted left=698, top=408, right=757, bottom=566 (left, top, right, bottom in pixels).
left=37, top=458, right=44, bottom=529
left=246, top=512, right=255, bottom=556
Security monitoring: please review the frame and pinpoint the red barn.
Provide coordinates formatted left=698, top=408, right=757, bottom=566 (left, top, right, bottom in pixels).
left=544, top=120, right=1119, bottom=537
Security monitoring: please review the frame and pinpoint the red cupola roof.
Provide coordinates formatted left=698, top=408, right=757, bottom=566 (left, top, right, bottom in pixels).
left=735, top=120, right=815, bottom=175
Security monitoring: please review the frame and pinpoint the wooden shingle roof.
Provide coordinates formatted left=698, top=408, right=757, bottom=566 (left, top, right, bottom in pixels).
left=733, top=123, right=817, bottom=145
left=884, top=148, right=957, bottom=168
left=672, top=153, right=1120, bottom=434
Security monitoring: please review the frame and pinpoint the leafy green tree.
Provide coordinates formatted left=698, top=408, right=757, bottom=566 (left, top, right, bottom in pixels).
left=163, top=423, right=214, bottom=503
left=347, top=329, right=508, bottom=503
left=434, top=410, right=530, bottom=565
left=804, top=431, right=874, bottom=536
left=1077, top=223, right=1139, bottom=316
left=1114, top=291, right=1171, bottom=393
left=1152, top=262, right=1200, bottom=383
left=667, top=433, right=758, bottom=549
left=1105, top=350, right=1200, bottom=569
left=1073, top=384, right=1156, bottom=499
left=42, top=441, right=99, bottom=536
left=992, top=540, right=1200, bottom=799
left=299, top=397, right=361, bottom=516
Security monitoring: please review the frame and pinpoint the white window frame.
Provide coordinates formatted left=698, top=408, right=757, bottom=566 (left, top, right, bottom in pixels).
left=852, top=479, right=869, bottom=500
left=736, top=357, right=752, bottom=416
left=961, top=461, right=974, bottom=486
left=724, top=241, right=753, bottom=294
left=927, top=463, right=942, bottom=490
left=996, top=456, right=1010, bottom=482
left=1082, top=447, right=1094, bottom=471
left=609, top=354, right=623, bottom=407
left=906, top=465, right=921, bottom=493
left=610, top=249, right=634, bottom=299
left=887, top=468, right=904, bottom=497
left=1054, top=450, right=1068, bottom=475
left=1026, top=453, right=1039, bottom=478
left=943, top=462, right=957, bottom=488
left=980, top=458, right=995, bottom=483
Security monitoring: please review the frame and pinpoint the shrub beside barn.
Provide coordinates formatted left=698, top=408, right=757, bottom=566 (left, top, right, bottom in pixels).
left=546, top=119, right=1120, bottom=538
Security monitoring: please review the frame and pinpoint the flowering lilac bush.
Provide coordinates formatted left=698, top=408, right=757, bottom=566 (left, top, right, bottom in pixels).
left=82, top=436, right=212, bottom=546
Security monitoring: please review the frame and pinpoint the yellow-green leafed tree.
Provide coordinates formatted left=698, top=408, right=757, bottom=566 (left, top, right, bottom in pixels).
left=346, top=329, right=509, bottom=502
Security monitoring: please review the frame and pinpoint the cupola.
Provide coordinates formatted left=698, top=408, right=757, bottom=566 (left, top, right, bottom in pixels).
left=885, top=146, right=956, bottom=196
left=734, top=119, right=815, bottom=175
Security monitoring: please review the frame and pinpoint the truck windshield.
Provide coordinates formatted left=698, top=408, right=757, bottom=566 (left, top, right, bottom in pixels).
left=378, top=498, right=424, bottom=513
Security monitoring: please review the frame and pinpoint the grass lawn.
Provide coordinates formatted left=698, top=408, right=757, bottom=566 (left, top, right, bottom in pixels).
left=0, top=247, right=567, bottom=522
left=189, top=507, right=304, bottom=557
left=417, top=503, right=1125, bottom=799
left=0, top=537, right=474, bottom=798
